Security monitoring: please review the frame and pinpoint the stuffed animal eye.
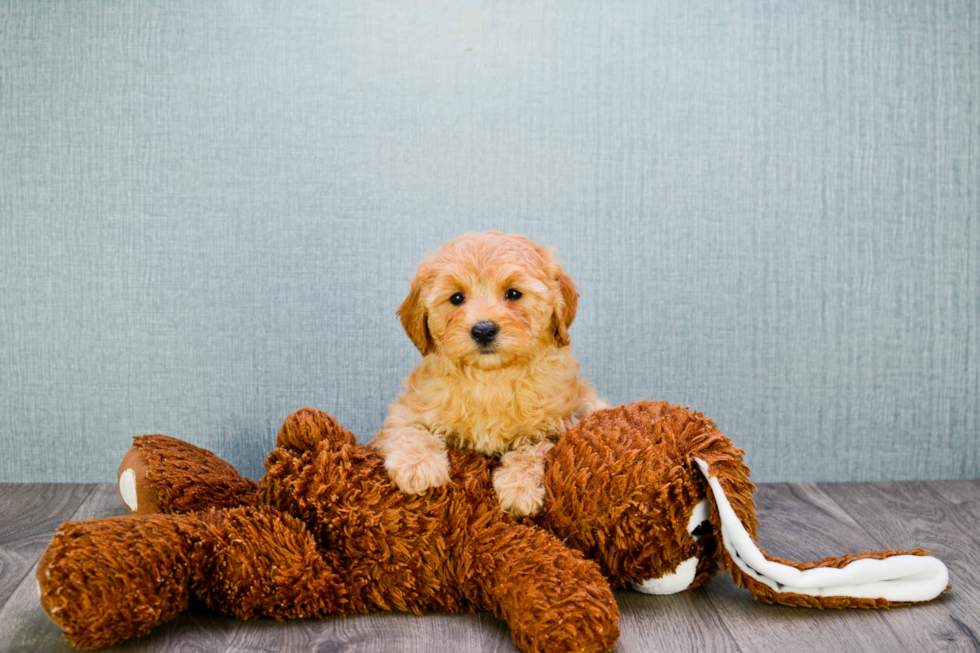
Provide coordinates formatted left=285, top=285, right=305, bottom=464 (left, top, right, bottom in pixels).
left=450, top=292, right=465, bottom=305
left=691, top=521, right=712, bottom=539
left=505, top=289, right=522, bottom=300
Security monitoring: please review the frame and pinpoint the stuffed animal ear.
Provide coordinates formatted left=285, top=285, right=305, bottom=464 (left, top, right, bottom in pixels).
left=552, top=270, right=578, bottom=347
left=397, top=266, right=434, bottom=356
left=693, top=458, right=950, bottom=607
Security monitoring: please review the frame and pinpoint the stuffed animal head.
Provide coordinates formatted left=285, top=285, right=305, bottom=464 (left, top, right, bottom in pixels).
left=537, top=401, right=727, bottom=592
left=537, top=401, right=950, bottom=606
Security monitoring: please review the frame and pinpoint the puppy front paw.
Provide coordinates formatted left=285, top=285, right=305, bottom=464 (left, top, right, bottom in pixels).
left=493, top=468, right=546, bottom=517
left=385, top=449, right=452, bottom=495
left=492, top=440, right=554, bottom=517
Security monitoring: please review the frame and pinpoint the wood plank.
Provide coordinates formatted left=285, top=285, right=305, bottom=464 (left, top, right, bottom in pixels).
left=223, top=611, right=516, bottom=653
left=925, top=479, right=980, bottom=506
left=0, top=483, right=95, bottom=611
left=820, top=481, right=980, bottom=651
left=699, top=482, right=964, bottom=653
left=615, top=587, right=741, bottom=653
left=0, top=484, right=95, bottom=547
left=55, top=484, right=129, bottom=522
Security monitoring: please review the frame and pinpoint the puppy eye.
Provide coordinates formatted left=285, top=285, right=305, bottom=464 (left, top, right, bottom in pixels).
left=505, top=289, right=522, bottom=300
left=449, top=292, right=465, bottom=306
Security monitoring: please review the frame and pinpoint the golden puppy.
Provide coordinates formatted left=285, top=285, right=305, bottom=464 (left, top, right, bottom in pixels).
left=371, top=232, right=606, bottom=516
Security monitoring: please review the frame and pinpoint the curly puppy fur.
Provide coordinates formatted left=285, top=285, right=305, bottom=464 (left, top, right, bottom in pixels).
left=371, top=232, right=606, bottom=516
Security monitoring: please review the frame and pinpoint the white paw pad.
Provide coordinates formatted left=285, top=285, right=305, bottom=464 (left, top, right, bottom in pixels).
left=119, top=468, right=138, bottom=511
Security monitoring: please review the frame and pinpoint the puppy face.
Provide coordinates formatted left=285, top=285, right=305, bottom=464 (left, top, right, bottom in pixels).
left=399, top=233, right=578, bottom=370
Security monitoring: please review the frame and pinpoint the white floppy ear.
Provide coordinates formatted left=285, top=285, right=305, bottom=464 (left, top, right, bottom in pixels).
left=694, top=458, right=949, bottom=604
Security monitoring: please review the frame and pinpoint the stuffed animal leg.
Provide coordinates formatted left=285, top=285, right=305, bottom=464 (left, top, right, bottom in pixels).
left=37, top=507, right=355, bottom=650
left=116, top=407, right=351, bottom=516
left=466, top=521, right=619, bottom=653
left=118, top=435, right=259, bottom=515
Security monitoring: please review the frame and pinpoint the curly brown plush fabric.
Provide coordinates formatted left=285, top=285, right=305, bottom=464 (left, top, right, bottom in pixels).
left=38, top=401, right=948, bottom=652
left=119, top=435, right=260, bottom=514
left=537, top=401, right=754, bottom=589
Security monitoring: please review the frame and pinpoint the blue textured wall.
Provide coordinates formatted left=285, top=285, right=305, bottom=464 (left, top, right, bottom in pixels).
left=1, top=0, right=977, bottom=483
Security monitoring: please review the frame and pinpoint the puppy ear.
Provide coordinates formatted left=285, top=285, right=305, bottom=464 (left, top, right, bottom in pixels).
left=397, top=269, right=434, bottom=356
left=553, top=271, right=579, bottom=347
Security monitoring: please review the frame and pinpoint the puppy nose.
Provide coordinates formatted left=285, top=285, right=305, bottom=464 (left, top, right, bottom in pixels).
left=470, top=321, right=499, bottom=345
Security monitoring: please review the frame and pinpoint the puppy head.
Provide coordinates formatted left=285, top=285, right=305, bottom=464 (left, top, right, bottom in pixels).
left=398, top=232, right=578, bottom=369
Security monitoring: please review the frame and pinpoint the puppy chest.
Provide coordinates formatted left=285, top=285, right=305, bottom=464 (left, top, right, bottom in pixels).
left=432, top=386, right=575, bottom=455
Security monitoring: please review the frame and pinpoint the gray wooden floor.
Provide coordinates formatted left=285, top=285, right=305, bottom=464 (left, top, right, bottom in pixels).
left=1, top=481, right=978, bottom=653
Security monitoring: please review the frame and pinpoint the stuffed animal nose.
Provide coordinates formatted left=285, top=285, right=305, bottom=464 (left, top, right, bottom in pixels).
left=470, top=321, right=499, bottom=345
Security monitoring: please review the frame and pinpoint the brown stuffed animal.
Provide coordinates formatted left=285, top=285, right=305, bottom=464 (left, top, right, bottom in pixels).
left=37, top=402, right=949, bottom=653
